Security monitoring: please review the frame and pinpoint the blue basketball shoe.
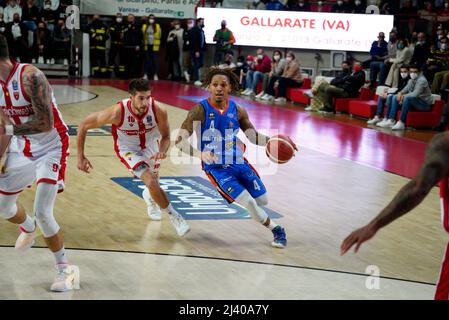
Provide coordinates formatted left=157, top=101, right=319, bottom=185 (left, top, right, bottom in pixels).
left=271, top=226, right=287, bottom=248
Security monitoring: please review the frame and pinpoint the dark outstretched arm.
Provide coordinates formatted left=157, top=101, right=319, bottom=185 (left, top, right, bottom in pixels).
left=341, top=132, right=449, bottom=254
left=175, top=104, right=204, bottom=158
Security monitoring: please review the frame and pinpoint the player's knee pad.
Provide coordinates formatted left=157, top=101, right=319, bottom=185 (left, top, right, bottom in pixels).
left=235, top=190, right=268, bottom=224
left=0, top=200, right=18, bottom=220
left=255, top=194, right=268, bottom=207
left=34, top=183, right=60, bottom=238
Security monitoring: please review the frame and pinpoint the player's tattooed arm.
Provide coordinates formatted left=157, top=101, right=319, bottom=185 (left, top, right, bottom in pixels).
left=13, top=66, right=53, bottom=135
left=175, top=104, right=204, bottom=158
left=371, top=132, right=449, bottom=230
left=237, top=105, right=269, bottom=146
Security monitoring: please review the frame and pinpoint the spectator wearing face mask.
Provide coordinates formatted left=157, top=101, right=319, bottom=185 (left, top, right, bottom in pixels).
left=3, top=0, right=21, bottom=24
left=0, top=13, right=6, bottom=37
left=315, top=1, right=330, bottom=12
left=410, top=32, right=431, bottom=69
left=424, top=36, right=449, bottom=83
left=369, top=65, right=411, bottom=126
left=438, top=1, right=449, bottom=17
left=385, top=39, right=412, bottom=88
left=53, top=18, right=70, bottom=64
left=218, top=51, right=236, bottom=70
left=331, top=0, right=346, bottom=13
left=241, top=48, right=271, bottom=97
left=266, top=0, right=285, bottom=10
left=32, top=20, right=52, bottom=63
left=234, top=55, right=251, bottom=90
left=316, top=61, right=366, bottom=114
left=166, top=21, right=182, bottom=80
left=288, top=0, right=311, bottom=11
left=352, top=0, right=366, bottom=14
left=247, top=0, right=266, bottom=9
left=123, top=14, right=143, bottom=79
left=255, top=50, right=286, bottom=100
left=190, top=17, right=206, bottom=86
left=171, top=20, right=184, bottom=80
left=182, top=18, right=194, bottom=83
left=88, top=15, right=109, bottom=77
left=22, top=0, right=39, bottom=32
left=5, top=12, right=28, bottom=62
left=108, top=13, right=126, bottom=77
left=262, top=51, right=303, bottom=104
left=142, top=14, right=162, bottom=80
left=377, top=31, right=399, bottom=86
left=40, top=0, right=60, bottom=34
left=213, top=20, right=235, bottom=65
left=366, top=32, right=389, bottom=88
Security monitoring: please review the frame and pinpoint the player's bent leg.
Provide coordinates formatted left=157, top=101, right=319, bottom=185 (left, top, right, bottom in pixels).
left=255, top=194, right=268, bottom=207
left=235, top=190, right=287, bottom=248
left=140, top=170, right=190, bottom=237
left=33, top=182, right=79, bottom=292
left=0, top=194, right=37, bottom=251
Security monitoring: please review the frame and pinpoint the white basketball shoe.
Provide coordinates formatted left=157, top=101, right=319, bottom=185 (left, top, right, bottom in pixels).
left=50, top=265, right=80, bottom=292
left=15, top=225, right=37, bottom=252
left=169, top=213, right=190, bottom=237
left=142, top=188, right=162, bottom=221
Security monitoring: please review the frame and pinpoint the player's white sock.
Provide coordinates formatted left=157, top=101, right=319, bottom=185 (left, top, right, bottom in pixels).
left=265, top=219, right=278, bottom=231
left=20, top=215, right=35, bottom=233
left=235, top=191, right=269, bottom=224
left=163, top=203, right=179, bottom=216
left=53, top=247, right=69, bottom=268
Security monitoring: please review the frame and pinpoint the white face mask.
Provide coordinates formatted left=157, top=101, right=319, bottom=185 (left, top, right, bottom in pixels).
left=257, top=54, right=263, bottom=60
left=116, top=18, right=122, bottom=23
left=187, top=23, right=194, bottom=29
left=237, top=62, right=243, bottom=67
left=149, top=19, right=155, bottom=24
left=0, top=27, right=5, bottom=33
left=400, top=72, right=409, bottom=79
left=410, top=72, right=418, bottom=80
left=318, top=1, right=323, bottom=5
left=273, top=55, right=280, bottom=61
left=442, top=44, right=448, bottom=50
left=44, top=4, right=51, bottom=9
left=355, top=0, right=361, bottom=5
left=337, top=1, right=343, bottom=5
left=286, top=56, right=293, bottom=62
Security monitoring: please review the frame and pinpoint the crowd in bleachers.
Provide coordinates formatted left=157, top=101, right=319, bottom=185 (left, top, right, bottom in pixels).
left=0, top=0, right=72, bottom=64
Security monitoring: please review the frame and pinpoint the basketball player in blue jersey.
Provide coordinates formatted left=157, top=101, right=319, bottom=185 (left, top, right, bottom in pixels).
left=176, top=68, right=296, bottom=248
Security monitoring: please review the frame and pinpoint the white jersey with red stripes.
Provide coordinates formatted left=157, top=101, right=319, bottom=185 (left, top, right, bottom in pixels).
left=436, top=178, right=449, bottom=300
left=112, top=98, right=160, bottom=155
left=0, top=62, right=69, bottom=158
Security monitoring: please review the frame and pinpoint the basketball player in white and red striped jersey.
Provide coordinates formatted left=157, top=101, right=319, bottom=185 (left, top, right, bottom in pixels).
left=76, top=78, right=190, bottom=236
left=341, top=131, right=449, bottom=300
left=0, top=35, right=79, bottom=292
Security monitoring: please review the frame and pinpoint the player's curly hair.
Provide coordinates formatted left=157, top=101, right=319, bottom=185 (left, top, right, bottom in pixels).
left=202, top=67, right=240, bottom=92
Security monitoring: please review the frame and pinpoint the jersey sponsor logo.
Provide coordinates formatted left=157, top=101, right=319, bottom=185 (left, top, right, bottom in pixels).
left=12, top=80, right=18, bottom=91
left=119, top=126, right=156, bottom=136
left=228, top=113, right=234, bottom=118
left=146, top=115, right=152, bottom=124
left=209, top=112, right=215, bottom=120
left=111, top=176, right=283, bottom=220
left=13, top=92, right=20, bottom=100
left=0, top=104, right=34, bottom=117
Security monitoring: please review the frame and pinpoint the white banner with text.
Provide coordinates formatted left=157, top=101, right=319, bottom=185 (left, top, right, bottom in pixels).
left=198, top=8, right=394, bottom=52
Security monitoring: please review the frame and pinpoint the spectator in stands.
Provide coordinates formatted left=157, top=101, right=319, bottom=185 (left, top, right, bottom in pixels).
left=123, top=14, right=142, bottom=79
left=316, top=61, right=366, bottom=114
left=33, top=20, right=51, bottom=63
left=352, top=0, right=366, bottom=13
left=419, top=2, right=437, bottom=35
left=182, top=18, right=194, bottom=82
left=218, top=51, right=236, bottom=70
left=438, top=1, right=449, bottom=15
left=88, top=15, right=109, bottom=77
left=411, top=32, right=431, bottom=68
left=108, top=13, right=126, bottom=78
left=342, top=0, right=354, bottom=12
left=3, top=0, right=21, bottom=24
left=247, top=0, right=266, bottom=9
left=40, top=0, right=59, bottom=34
left=190, top=17, right=206, bottom=86
left=142, top=14, right=162, bottom=80
left=22, top=0, right=39, bottom=32
left=331, top=0, right=346, bottom=13
left=167, top=19, right=183, bottom=81
left=399, top=0, right=418, bottom=14
left=367, top=32, right=388, bottom=88
left=382, top=65, right=433, bottom=130
left=380, top=1, right=400, bottom=14
left=53, top=18, right=70, bottom=64
left=166, top=22, right=182, bottom=80
left=385, top=38, right=412, bottom=88
left=262, top=51, right=303, bottom=105
left=0, top=7, right=3, bottom=17
left=213, top=20, right=235, bottom=65
left=266, top=0, right=285, bottom=10
left=315, top=1, right=330, bottom=12
left=369, top=65, right=411, bottom=126
left=242, top=48, right=271, bottom=97
left=305, top=60, right=352, bottom=112
left=378, top=30, right=399, bottom=86
left=288, top=0, right=311, bottom=11
left=255, top=49, right=286, bottom=100
left=424, top=36, right=449, bottom=82
left=234, top=55, right=251, bottom=90
left=5, top=12, right=28, bottom=62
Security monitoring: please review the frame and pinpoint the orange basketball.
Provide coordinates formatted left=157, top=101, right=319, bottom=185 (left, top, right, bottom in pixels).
left=266, top=135, right=297, bottom=164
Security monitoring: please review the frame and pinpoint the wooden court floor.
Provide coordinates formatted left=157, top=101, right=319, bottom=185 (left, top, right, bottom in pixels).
left=0, top=84, right=447, bottom=299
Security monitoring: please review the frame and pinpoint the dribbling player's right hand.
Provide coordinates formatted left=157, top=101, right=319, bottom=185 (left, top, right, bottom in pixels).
left=201, top=151, right=219, bottom=165
left=77, top=156, right=94, bottom=173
